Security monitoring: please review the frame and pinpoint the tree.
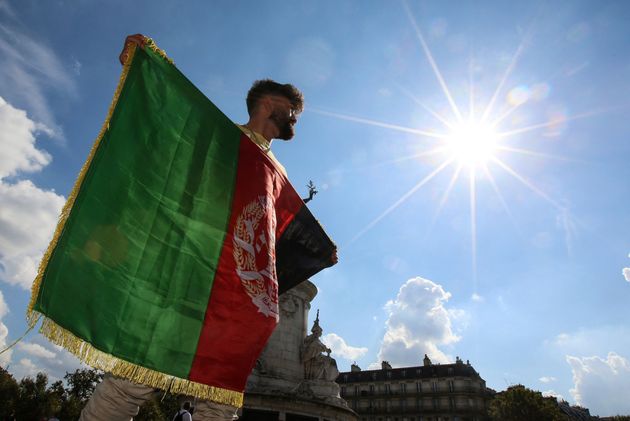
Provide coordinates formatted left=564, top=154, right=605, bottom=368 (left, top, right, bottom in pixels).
left=58, top=368, right=104, bottom=420
left=14, top=372, right=52, bottom=420
left=489, top=385, right=565, bottom=421
left=0, top=366, right=187, bottom=419
left=136, top=391, right=180, bottom=421
left=0, top=366, right=19, bottom=419
left=65, top=368, right=103, bottom=401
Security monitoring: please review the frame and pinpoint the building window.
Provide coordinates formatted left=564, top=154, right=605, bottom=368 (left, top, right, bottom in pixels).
left=416, top=368, right=422, bottom=375
left=448, top=380, right=454, bottom=392
left=448, top=367, right=454, bottom=375
left=370, top=384, right=375, bottom=394
left=432, top=382, right=438, bottom=392
left=432, top=398, right=438, bottom=409
left=387, top=371, right=392, bottom=379
left=401, top=383, right=407, bottom=393
left=372, top=372, right=377, bottom=380
left=385, top=384, right=391, bottom=394
left=417, top=398, right=422, bottom=409
left=341, top=387, right=346, bottom=396
left=449, top=397, right=455, bottom=410
left=416, top=382, right=421, bottom=393
left=355, top=386, right=359, bottom=396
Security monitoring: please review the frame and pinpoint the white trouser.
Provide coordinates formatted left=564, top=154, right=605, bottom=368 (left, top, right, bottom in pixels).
left=80, top=373, right=238, bottom=421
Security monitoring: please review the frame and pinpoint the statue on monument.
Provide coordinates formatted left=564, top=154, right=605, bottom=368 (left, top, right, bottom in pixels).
left=301, top=310, right=339, bottom=381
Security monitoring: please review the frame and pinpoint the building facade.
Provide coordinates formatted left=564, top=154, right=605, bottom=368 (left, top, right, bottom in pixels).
left=336, top=355, right=491, bottom=421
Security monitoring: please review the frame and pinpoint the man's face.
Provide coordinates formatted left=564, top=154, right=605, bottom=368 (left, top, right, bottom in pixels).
left=268, top=96, right=298, bottom=140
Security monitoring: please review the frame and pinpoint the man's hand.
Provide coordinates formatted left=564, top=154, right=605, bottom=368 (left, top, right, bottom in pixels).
left=119, top=34, right=146, bottom=65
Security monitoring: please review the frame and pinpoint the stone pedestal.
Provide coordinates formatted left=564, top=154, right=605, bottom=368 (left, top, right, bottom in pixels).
left=242, top=281, right=357, bottom=421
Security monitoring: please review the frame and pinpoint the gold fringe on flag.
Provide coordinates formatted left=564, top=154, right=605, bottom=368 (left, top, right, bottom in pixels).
left=145, top=37, right=174, bottom=64
left=26, top=36, right=242, bottom=407
left=40, top=318, right=244, bottom=407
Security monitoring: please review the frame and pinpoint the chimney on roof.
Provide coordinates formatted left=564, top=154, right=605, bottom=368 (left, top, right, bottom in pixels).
left=351, top=363, right=361, bottom=372
left=381, top=361, right=392, bottom=370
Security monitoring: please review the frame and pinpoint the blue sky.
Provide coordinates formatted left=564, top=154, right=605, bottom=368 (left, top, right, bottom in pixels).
left=1, top=0, right=630, bottom=416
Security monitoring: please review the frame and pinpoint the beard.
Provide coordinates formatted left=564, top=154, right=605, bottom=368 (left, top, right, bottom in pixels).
left=269, top=110, right=296, bottom=140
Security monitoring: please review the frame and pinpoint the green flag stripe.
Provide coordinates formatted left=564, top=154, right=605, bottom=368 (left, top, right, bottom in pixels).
left=34, top=45, right=241, bottom=377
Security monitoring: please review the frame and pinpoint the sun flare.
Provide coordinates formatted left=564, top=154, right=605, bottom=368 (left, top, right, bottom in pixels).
left=444, top=121, right=499, bottom=168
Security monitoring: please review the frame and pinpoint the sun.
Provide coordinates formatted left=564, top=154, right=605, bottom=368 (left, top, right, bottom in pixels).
left=444, top=120, right=499, bottom=168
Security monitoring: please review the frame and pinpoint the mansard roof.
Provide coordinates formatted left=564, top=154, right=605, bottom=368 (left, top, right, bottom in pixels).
left=337, top=362, right=482, bottom=383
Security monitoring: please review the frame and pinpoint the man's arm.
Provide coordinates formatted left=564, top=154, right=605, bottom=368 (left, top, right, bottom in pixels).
left=119, top=34, right=146, bottom=65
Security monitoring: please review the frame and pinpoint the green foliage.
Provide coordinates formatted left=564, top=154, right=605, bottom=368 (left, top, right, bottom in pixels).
left=65, top=368, right=103, bottom=401
left=0, top=367, right=103, bottom=420
left=0, top=366, right=19, bottom=419
left=489, top=384, right=566, bottom=421
left=135, top=392, right=180, bottom=421
left=0, top=366, right=183, bottom=420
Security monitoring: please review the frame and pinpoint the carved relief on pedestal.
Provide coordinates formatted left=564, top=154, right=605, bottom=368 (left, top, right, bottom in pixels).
left=280, top=295, right=299, bottom=319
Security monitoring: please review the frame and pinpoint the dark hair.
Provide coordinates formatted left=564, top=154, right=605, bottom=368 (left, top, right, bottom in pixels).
left=246, top=79, right=304, bottom=115
left=183, top=402, right=191, bottom=411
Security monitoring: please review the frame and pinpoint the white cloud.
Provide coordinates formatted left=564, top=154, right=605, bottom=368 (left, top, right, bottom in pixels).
left=539, top=376, right=557, bottom=383
left=72, top=57, right=82, bottom=76
left=471, top=293, right=484, bottom=302
left=543, top=389, right=564, bottom=401
left=0, top=98, right=65, bottom=289
left=13, top=357, right=39, bottom=379
left=0, top=96, right=52, bottom=178
left=0, top=290, right=11, bottom=366
left=545, top=327, right=630, bottom=358
left=553, top=332, right=570, bottom=345
left=322, top=333, right=368, bottom=361
left=623, top=254, right=630, bottom=283
left=566, top=352, right=630, bottom=416
left=375, top=277, right=461, bottom=367
left=8, top=336, right=85, bottom=382
left=17, top=341, right=56, bottom=359
left=0, top=20, right=77, bottom=137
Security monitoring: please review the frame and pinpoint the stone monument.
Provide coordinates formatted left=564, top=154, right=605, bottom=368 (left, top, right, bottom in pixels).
left=241, top=280, right=357, bottom=421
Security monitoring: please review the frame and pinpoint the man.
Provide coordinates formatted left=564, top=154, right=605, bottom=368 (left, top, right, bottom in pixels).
left=172, top=402, right=193, bottom=421
left=80, top=35, right=323, bottom=421
left=118, top=35, right=302, bottom=172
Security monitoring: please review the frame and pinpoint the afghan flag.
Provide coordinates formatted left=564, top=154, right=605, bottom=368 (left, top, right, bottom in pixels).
left=27, top=38, right=336, bottom=407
